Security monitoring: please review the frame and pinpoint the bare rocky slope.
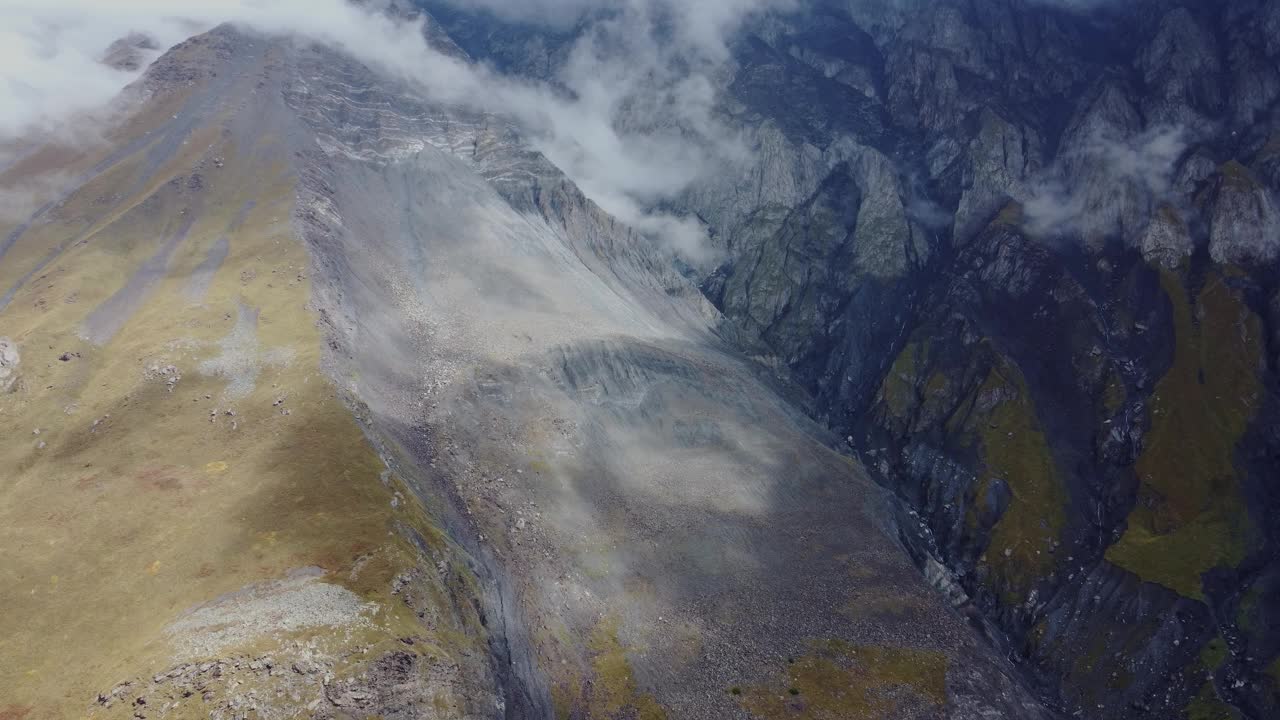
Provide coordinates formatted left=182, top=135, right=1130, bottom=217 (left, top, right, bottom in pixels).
left=0, top=20, right=1057, bottom=720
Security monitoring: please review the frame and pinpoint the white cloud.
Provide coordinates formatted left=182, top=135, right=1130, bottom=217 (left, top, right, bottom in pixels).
left=1022, top=125, right=1190, bottom=238
left=0, top=0, right=794, bottom=263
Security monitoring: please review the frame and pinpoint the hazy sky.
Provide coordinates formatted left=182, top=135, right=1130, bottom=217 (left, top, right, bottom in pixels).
left=0, top=0, right=1125, bottom=255
left=1, top=0, right=813, bottom=259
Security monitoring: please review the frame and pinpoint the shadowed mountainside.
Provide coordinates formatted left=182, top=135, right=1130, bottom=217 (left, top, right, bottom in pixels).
left=420, top=0, right=1280, bottom=718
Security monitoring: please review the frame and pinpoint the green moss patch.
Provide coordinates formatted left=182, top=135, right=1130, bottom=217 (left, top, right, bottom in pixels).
left=1185, top=680, right=1240, bottom=720
left=1200, top=636, right=1229, bottom=671
left=973, top=356, right=1067, bottom=603
left=1106, top=270, right=1260, bottom=599
left=1102, top=369, right=1126, bottom=417
left=994, top=201, right=1024, bottom=228
left=880, top=340, right=924, bottom=419
left=1264, top=659, right=1280, bottom=706
left=584, top=616, right=668, bottom=720
left=739, top=640, right=948, bottom=719
left=1218, top=161, right=1261, bottom=193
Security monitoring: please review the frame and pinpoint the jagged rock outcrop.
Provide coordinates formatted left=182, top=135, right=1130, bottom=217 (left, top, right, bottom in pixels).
left=100, top=33, right=160, bottom=72
left=0, top=337, right=17, bottom=392
left=1139, top=204, right=1193, bottom=269
left=1136, top=7, right=1223, bottom=128
left=1205, top=161, right=1280, bottom=265
left=952, top=110, right=1044, bottom=243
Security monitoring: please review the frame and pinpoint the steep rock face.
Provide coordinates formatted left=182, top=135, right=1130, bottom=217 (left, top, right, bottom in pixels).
left=858, top=216, right=1234, bottom=717
left=951, top=110, right=1045, bottom=244
left=1225, top=0, right=1280, bottom=128
left=704, top=145, right=930, bottom=420
left=1139, top=204, right=1194, bottom=269
left=1135, top=7, right=1223, bottom=127
left=1054, top=80, right=1154, bottom=248
left=673, top=3, right=1280, bottom=717
left=1205, top=161, right=1280, bottom=265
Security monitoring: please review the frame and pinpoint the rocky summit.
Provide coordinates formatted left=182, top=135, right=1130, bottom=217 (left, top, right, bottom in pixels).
left=0, top=1, right=1278, bottom=719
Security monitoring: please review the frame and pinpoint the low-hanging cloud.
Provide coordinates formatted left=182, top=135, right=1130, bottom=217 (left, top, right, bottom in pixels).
left=1021, top=125, right=1190, bottom=239
left=0, top=0, right=795, bottom=264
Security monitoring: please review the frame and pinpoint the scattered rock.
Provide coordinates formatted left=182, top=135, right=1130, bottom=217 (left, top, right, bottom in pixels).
left=164, top=571, right=375, bottom=660
left=0, top=338, right=19, bottom=392
left=145, top=363, right=182, bottom=392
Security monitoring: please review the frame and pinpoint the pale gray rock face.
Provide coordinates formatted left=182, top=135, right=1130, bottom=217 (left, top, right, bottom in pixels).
left=1175, top=149, right=1219, bottom=198
left=1226, top=0, right=1280, bottom=126
left=678, top=122, right=921, bottom=277
left=0, top=338, right=17, bottom=393
left=679, top=121, right=830, bottom=255
left=1056, top=82, right=1152, bottom=247
left=1139, top=205, right=1193, bottom=269
left=1208, top=164, right=1280, bottom=265
left=101, top=33, right=159, bottom=72
left=848, top=145, right=924, bottom=277
left=787, top=45, right=880, bottom=98
left=954, top=110, right=1043, bottom=243
left=717, top=168, right=861, bottom=350
left=1062, top=82, right=1143, bottom=152
left=1136, top=8, right=1222, bottom=128
left=885, top=47, right=968, bottom=132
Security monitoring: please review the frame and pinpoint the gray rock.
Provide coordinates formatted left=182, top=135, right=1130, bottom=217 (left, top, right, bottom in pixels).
left=1136, top=8, right=1222, bottom=128
left=1056, top=82, right=1150, bottom=247
left=849, top=145, right=924, bottom=277
left=1139, top=205, right=1193, bottom=269
left=0, top=338, right=18, bottom=393
left=1207, top=162, right=1280, bottom=265
left=954, top=110, right=1043, bottom=243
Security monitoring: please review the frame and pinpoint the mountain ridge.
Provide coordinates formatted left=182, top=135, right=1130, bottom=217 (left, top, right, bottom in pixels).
left=1, top=17, right=1054, bottom=720
left=3, top=0, right=1279, bottom=717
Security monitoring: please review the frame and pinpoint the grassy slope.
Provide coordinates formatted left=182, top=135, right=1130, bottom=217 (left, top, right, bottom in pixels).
left=1106, top=269, right=1261, bottom=600
left=0, top=106, right=483, bottom=719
